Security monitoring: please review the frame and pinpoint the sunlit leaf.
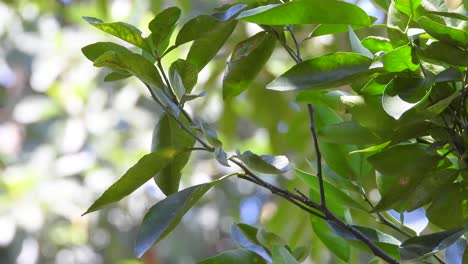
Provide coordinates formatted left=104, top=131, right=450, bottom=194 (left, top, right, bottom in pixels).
left=399, top=227, right=468, bottom=261
left=268, top=52, right=379, bottom=91
left=237, top=0, right=371, bottom=26
left=103, top=72, right=131, bottom=82
left=83, top=149, right=179, bottom=215
left=395, top=0, right=423, bottom=17
left=382, top=45, right=419, bottom=72
left=135, top=175, right=233, bottom=257
left=83, top=16, right=149, bottom=51
left=417, top=16, right=468, bottom=48
left=361, top=37, right=393, bottom=53
left=310, top=218, right=350, bottom=262
left=382, top=77, right=432, bottom=120
left=223, top=31, right=276, bottom=98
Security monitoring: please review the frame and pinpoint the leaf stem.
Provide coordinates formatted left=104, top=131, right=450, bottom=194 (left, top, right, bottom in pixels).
left=156, top=59, right=179, bottom=104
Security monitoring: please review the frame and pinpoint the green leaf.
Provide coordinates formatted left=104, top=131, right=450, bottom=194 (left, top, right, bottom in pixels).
left=318, top=121, right=381, bottom=145
left=434, top=67, right=463, bottom=83
left=426, top=90, right=460, bottom=114
left=186, top=19, right=237, bottom=72
left=272, top=245, right=299, bottom=264
left=295, top=169, right=367, bottom=213
left=382, top=77, right=432, bottom=120
left=169, top=59, right=198, bottom=99
left=215, top=147, right=230, bottom=167
left=267, top=52, right=378, bottom=91
left=417, top=16, right=468, bottom=48
left=148, top=7, right=181, bottom=57
left=237, top=0, right=371, bottom=26
left=328, top=223, right=401, bottom=259
left=223, top=31, right=276, bottom=98
left=291, top=246, right=309, bottom=262
left=368, top=144, right=441, bottom=211
left=399, top=228, right=468, bottom=261
left=83, top=17, right=149, bottom=51
left=382, top=45, right=420, bottom=72
left=82, top=42, right=132, bottom=62
left=213, top=4, right=248, bottom=21
left=311, top=24, right=373, bottom=38
left=426, top=182, right=468, bottom=229
left=239, top=151, right=290, bottom=175
left=176, top=15, right=219, bottom=45
left=151, top=114, right=195, bottom=196
left=296, top=90, right=349, bottom=110
left=93, top=51, right=165, bottom=89
left=83, top=149, right=179, bottom=215
left=348, top=26, right=373, bottom=58
left=310, top=218, right=350, bottom=262
left=395, top=0, right=423, bottom=17
left=197, top=249, right=267, bottom=264
left=103, top=72, right=131, bottom=82
left=231, top=224, right=272, bottom=263
left=135, top=175, right=233, bottom=258
left=427, top=11, right=468, bottom=22
left=386, top=1, right=410, bottom=47
left=361, top=37, right=393, bottom=53
left=256, top=228, right=287, bottom=250
left=418, top=41, right=468, bottom=66
left=313, top=106, right=360, bottom=179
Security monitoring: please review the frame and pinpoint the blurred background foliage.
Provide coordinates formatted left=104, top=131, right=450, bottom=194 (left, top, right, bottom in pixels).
left=0, top=0, right=424, bottom=263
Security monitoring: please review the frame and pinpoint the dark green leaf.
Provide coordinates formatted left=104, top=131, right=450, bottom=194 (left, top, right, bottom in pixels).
left=148, top=7, right=181, bottom=56
left=103, top=72, right=131, bottom=82
left=382, top=77, right=432, bottom=120
left=310, top=218, right=350, bottom=262
left=361, top=37, right=393, bottom=53
left=93, top=51, right=165, bottom=89
left=83, top=16, right=149, bottom=51
left=82, top=42, right=132, bottom=62
left=395, top=0, right=423, bottom=17
left=256, top=228, right=287, bottom=250
left=313, top=105, right=360, bottom=179
left=291, top=246, right=309, bottom=262
left=135, top=175, right=232, bottom=258
left=180, top=91, right=207, bottom=104
left=185, top=19, right=237, bottom=72
left=231, top=224, right=272, bottom=263
left=169, top=59, right=198, bottom=99
left=223, top=31, right=276, bottom=98
left=268, top=52, right=379, bottom=91
left=237, top=0, right=371, bottom=26
left=382, top=45, right=420, bottom=72
left=418, top=41, right=468, bottom=66
left=348, top=26, right=373, bottom=58
left=426, top=90, right=460, bottom=114
left=239, top=151, right=290, bottom=175
left=434, top=67, right=463, bottom=83
left=83, top=149, right=179, bottom=215
left=151, top=114, right=195, bottom=196
left=417, top=16, right=468, bottom=48
left=318, top=121, right=382, bottom=145
left=197, top=249, right=267, bottom=264
left=368, top=144, right=441, bottom=211
left=399, top=228, right=468, bottom=261
left=296, top=169, right=367, bottom=213
left=328, top=222, right=401, bottom=259
left=427, top=182, right=468, bottom=229
left=370, top=0, right=391, bottom=10
left=213, top=4, right=248, bottom=21
left=271, top=245, right=299, bottom=264
left=176, top=15, right=219, bottom=45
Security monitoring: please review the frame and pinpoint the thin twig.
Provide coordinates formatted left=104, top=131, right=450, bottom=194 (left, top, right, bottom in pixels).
left=156, top=59, right=179, bottom=104
left=307, top=105, right=326, bottom=207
